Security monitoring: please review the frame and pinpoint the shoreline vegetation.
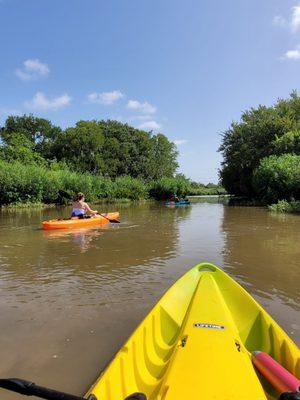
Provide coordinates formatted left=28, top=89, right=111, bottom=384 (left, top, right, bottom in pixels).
left=219, top=91, right=300, bottom=214
left=4, top=94, right=300, bottom=216
left=268, top=199, right=300, bottom=214
left=0, top=115, right=225, bottom=208
left=0, top=161, right=226, bottom=208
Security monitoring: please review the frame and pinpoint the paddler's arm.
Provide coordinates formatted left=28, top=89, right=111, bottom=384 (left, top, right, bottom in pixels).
left=83, top=202, right=98, bottom=215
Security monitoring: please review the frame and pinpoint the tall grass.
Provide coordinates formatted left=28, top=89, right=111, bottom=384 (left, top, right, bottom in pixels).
left=0, top=161, right=225, bottom=205
left=0, top=161, right=148, bottom=205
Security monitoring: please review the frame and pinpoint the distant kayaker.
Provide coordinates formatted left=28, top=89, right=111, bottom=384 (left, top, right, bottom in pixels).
left=71, top=192, right=98, bottom=218
left=171, top=194, right=180, bottom=203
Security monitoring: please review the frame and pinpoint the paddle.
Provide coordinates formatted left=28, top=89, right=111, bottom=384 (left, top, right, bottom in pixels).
left=98, top=213, right=120, bottom=223
left=0, top=378, right=146, bottom=400
left=0, top=378, right=93, bottom=400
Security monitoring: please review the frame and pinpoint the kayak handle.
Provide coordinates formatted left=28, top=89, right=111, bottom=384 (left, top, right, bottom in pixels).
left=0, top=378, right=96, bottom=400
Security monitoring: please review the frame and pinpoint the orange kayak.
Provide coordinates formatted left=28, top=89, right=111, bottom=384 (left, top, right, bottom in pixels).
left=42, top=212, right=120, bottom=230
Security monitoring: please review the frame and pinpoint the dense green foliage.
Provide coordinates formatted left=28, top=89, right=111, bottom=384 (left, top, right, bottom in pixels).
left=0, top=115, right=226, bottom=205
left=0, top=160, right=224, bottom=205
left=273, top=130, right=300, bottom=155
left=0, top=116, right=178, bottom=180
left=149, top=175, right=192, bottom=200
left=219, top=92, right=300, bottom=205
left=253, top=154, right=300, bottom=203
left=0, top=160, right=148, bottom=204
left=189, top=181, right=227, bottom=196
left=268, top=199, right=300, bottom=214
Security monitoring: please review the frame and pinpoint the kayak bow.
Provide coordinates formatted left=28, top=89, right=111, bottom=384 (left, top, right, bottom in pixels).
left=86, top=263, right=300, bottom=400
left=0, top=263, right=299, bottom=400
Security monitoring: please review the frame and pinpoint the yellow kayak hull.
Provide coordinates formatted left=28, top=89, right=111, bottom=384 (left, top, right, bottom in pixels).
left=86, top=263, right=300, bottom=400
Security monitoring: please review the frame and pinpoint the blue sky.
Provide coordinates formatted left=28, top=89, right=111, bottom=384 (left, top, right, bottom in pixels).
left=1, top=0, right=300, bottom=183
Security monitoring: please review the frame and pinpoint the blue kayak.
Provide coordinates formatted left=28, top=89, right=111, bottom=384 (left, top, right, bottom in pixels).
left=165, top=200, right=191, bottom=206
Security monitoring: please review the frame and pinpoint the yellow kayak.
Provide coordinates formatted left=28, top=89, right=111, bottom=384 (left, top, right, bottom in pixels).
left=86, top=263, right=300, bottom=400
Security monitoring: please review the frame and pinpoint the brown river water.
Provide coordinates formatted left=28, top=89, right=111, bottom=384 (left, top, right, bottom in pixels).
left=0, top=198, right=299, bottom=399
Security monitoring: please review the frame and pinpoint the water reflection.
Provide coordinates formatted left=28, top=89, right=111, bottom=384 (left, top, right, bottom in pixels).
left=43, top=228, right=107, bottom=253
left=221, top=205, right=300, bottom=342
left=0, top=203, right=192, bottom=287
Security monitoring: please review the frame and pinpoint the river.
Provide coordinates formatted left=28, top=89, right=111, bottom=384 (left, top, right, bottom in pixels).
left=0, top=198, right=299, bottom=398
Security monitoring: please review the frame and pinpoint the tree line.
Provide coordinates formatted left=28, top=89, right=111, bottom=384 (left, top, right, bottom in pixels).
left=0, top=114, right=224, bottom=205
left=219, top=91, right=300, bottom=208
left=0, top=115, right=178, bottom=180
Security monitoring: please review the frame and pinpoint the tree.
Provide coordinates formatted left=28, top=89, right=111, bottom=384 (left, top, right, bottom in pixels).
left=149, top=134, right=178, bottom=180
left=99, top=120, right=153, bottom=178
left=54, top=120, right=105, bottom=173
left=273, top=130, right=300, bottom=155
left=0, top=132, right=45, bottom=165
left=1, top=115, right=62, bottom=160
left=219, top=92, right=300, bottom=196
left=0, top=116, right=179, bottom=180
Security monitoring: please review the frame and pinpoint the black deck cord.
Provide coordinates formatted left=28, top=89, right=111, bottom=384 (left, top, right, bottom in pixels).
left=279, top=393, right=300, bottom=400
left=0, top=378, right=147, bottom=400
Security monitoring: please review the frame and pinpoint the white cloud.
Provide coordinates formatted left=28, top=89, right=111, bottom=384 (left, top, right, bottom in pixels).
left=15, top=59, right=49, bottom=81
left=291, top=5, right=300, bottom=32
left=87, top=90, right=124, bottom=105
left=25, top=92, right=71, bottom=111
left=127, top=100, right=156, bottom=114
left=138, top=120, right=161, bottom=130
left=274, top=5, right=300, bottom=32
left=273, top=15, right=287, bottom=27
left=283, top=48, right=300, bottom=60
left=174, top=139, right=187, bottom=146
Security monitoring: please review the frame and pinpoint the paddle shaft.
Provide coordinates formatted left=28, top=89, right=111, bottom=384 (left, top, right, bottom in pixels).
left=0, top=379, right=93, bottom=400
left=0, top=379, right=146, bottom=400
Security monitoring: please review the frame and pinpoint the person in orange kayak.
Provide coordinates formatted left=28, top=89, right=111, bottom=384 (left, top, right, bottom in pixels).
left=71, top=192, right=98, bottom=218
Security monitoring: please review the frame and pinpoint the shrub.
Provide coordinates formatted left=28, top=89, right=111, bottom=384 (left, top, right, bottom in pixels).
left=0, top=161, right=148, bottom=204
left=253, top=154, right=300, bottom=203
left=149, top=176, right=191, bottom=200
left=112, top=176, right=148, bottom=200
left=268, top=199, right=300, bottom=214
left=0, top=161, right=44, bottom=204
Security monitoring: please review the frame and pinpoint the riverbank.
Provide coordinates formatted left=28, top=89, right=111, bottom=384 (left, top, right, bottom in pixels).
left=0, top=160, right=225, bottom=207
